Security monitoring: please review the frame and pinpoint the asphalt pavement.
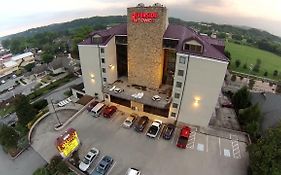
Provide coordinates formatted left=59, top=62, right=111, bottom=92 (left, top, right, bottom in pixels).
left=0, top=146, right=46, bottom=175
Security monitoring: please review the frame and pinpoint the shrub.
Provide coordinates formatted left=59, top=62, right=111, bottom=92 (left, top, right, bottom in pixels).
left=231, top=75, right=237, bottom=81
left=273, top=70, right=278, bottom=76
left=243, top=63, right=247, bottom=69
left=0, top=125, right=19, bottom=149
left=264, top=71, right=268, bottom=77
left=33, top=99, right=48, bottom=112
left=235, top=59, right=241, bottom=68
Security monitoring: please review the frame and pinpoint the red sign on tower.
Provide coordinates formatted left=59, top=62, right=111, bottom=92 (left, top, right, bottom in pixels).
left=131, top=12, right=158, bottom=23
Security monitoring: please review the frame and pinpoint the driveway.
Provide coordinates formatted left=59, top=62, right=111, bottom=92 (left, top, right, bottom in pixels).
left=0, top=147, right=46, bottom=175
left=31, top=108, right=249, bottom=175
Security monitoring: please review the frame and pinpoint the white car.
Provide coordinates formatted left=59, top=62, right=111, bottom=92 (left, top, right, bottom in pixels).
left=123, top=114, right=138, bottom=128
left=1, top=80, right=6, bottom=84
left=126, top=168, right=141, bottom=175
left=79, top=147, right=99, bottom=172
left=114, top=87, right=124, bottom=93
left=152, top=95, right=161, bottom=101
left=146, top=120, right=162, bottom=138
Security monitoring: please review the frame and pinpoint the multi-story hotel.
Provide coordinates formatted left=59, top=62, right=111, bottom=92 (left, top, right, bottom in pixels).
left=77, top=3, right=228, bottom=127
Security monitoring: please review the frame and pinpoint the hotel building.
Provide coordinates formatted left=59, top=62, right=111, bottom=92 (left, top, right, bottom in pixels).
left=77, top=3, right=229, bottom=127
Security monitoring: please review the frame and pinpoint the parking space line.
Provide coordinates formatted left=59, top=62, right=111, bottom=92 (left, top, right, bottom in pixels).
left=219, top=137, right=221, bottom=156
left=186, top=130, right=196, bottom=149
left=206, top=135, right=208, bottom=152
left=107, top=161, right=116, bottom=175
left=172, top=128, right=180, bottom=144
left=157, top=125, right=165, bottom=140
left=231, top=139, right=241, bottom=159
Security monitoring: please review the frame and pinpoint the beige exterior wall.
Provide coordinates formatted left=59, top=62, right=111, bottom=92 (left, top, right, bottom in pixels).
left=102, top=37, right=118, bottom=84
left=78, top=45, right=103, bottom=100
left=177, top=55, right=228, bottom=126
left=127, top=7, right=168, bottom=89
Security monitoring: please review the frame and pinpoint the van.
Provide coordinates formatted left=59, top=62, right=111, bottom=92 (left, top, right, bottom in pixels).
left=91, top=103, right=105, bottom=117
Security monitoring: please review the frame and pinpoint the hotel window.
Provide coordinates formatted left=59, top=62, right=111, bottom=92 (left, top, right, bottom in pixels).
left=184, top=44, right=202, bottom=53
left=103, top=78, right=107, bottom=82
left=101, top=58, right=105, bottom=63
left=176, top=82, right=182, bottom=88
left=102, top=68, right=106, bottom=73
left=178, top=70, right=184, bottom=76
left=174, top=93, right=180, bottom=99
left=179, top=56, right=186, bottom=64
left=100, top=48, right=104, bottom=54
left=171, top=112, right=176, bottom=118
left=172, top=103, right=178, bottom=108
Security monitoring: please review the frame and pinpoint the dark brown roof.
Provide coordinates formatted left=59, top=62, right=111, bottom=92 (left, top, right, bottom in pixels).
left=79, top=23, right=228, bottom=62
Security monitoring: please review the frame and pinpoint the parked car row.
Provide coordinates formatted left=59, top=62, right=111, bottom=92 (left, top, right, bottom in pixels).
left=121, top=114, right=192, bottom=148
left=87, top=101, right=117, bottom=118
left=79, top=147, right=141, bottom=175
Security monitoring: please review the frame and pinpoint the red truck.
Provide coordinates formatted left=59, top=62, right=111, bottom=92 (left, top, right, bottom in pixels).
left=176, top=126, right=191, bottom=149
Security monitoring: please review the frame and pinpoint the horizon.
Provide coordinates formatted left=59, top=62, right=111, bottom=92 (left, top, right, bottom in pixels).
left=1, top=0, right=281, bottom=38
left=1, top=14, right=280, bottom=39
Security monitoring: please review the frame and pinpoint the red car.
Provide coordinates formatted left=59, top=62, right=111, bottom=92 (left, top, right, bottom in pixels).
left=102, top=106, right=117, bottom=118
left=176, top=126, right=191, bottom=149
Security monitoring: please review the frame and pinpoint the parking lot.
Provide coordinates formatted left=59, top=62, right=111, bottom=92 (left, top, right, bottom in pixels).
left=32, top=107, right=249, bottom=175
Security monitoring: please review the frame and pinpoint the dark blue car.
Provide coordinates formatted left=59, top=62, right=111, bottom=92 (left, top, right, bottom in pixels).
left=91, top=156, right=113, bottom=175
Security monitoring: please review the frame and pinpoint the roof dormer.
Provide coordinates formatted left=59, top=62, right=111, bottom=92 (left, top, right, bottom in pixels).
left=183, top=39, right=203, bottom=53
left=92, top=34, right=102, bottom=44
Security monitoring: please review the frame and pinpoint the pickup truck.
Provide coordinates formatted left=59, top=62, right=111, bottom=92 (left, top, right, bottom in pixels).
left=176, top=126, right=191, bottom=149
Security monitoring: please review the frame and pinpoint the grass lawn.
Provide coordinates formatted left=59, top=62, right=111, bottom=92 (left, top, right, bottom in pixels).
left=0, top=104, right=15, bottom=117
left=226, top=42, right=281, bottom=80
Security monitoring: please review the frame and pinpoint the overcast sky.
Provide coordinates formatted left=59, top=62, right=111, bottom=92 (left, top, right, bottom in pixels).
left=1, top=0, right=281, bottom=37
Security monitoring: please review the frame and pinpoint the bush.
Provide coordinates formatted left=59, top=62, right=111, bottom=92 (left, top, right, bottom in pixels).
left=273, top=70, right=278, bottom=76
left=232, top=86, right=251, bottom=111
left=243, top=63, right=247, bottom=69
left=235, top=59, right=241, bottom=68
left=33, top=99, right=48, bottom=112
left=231, top=75, right=237, bottom=81
left=264, top=71, right=268, bottom=77
left=33, top=167, right=50, bottom=175
left=248, top=79, right=255, bottom=89
left=0, top=125, right=19, bottom=149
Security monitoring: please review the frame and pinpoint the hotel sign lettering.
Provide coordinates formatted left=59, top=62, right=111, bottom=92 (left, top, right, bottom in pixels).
left=131, top=12, right=158, bottom=23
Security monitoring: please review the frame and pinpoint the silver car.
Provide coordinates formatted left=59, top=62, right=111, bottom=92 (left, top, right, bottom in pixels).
left=123, top=114, right=138, bottom=128
left=79, top=147, right=99, bottom=172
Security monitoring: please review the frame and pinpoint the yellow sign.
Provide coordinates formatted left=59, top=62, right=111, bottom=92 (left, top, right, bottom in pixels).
left=56, top=128, right=80, bottom=158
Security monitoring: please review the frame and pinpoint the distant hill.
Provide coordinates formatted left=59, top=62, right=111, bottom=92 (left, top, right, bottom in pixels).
left=1, top=15, right=280, bottom=44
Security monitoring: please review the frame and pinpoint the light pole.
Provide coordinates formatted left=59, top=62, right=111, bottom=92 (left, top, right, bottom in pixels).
left=50, top=98, right=62, bottom=127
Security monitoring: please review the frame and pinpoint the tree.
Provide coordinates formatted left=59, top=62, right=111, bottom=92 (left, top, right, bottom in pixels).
left=0, top=125, right=19, bottom=149
left=33, top=167, right=50, bottom=175
left=238, top=104, right=262, bottom=139
left=42, top=53, right=54, bottom=63
left=14, top=95, right=37, bottom=126
left=232, top=86, right=251, bottom=110
left=47, top=155, right=69, bottom=174
left=243, top=63, right=247, bottom=69
left=224, top=50, right=231, bottom=59
left=248, top=124, right=281, bottom=175
left=263, top=71, right=268, bottom=77
left=273, top=70, right=278, bottom=76
left=253, top=59, right=262, bottom=73
left=235, top=59, right=241, bottom=68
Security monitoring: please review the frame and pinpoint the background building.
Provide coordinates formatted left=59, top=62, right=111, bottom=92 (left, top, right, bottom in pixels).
left=77, top=3, right=229, bottom=127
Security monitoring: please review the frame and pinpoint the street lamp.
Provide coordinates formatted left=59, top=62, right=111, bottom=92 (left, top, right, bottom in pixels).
left=50, top=98, right=62, bottom=127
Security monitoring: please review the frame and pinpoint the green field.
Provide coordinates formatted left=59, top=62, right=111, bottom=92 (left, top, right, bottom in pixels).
left=225, top=42, right=281, bottom=80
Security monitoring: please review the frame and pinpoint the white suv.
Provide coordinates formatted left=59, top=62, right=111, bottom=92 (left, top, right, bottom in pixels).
left=146, top=120, right=162, bottom=138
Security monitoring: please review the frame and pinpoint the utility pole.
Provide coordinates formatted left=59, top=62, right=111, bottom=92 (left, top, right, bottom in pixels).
left=50, top=99, right=62, bottom=127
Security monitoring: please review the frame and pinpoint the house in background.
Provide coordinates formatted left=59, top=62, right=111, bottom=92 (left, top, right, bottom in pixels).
left=48, top=54, right=80, bottom=75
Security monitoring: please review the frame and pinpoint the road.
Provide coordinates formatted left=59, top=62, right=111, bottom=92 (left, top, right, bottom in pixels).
left=0, top=77, right=38, bottom=101
left=34, top=77, right=82, bottom=103
left=0, top=146, right=46, bottom=175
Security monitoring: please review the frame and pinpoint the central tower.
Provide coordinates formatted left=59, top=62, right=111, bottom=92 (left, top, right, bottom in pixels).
left=127, top=4, right=168, bottom=89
